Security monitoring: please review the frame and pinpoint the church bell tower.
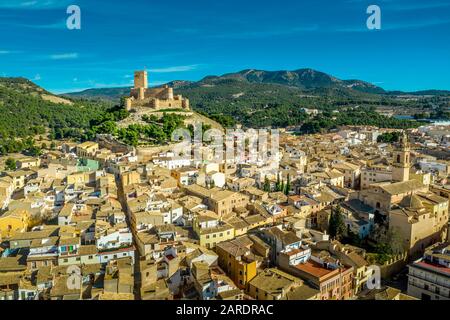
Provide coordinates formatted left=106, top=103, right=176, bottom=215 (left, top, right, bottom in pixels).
left=392, top=131, right=410, bottom=182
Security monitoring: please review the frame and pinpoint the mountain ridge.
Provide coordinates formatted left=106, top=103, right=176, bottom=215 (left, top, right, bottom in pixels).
left=63, top=68, right=450, bottom=101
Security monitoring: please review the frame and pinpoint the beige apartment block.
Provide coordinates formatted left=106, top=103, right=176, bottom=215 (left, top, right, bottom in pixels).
left=407, top=242, right=450, bottom=300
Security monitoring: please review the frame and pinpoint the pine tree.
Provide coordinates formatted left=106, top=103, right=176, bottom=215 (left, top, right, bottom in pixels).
left=263, top=176, right=270, bottom=192
left=284, top=173, right=291, bottom=195
left=276, top=173, right=281, bottom=191
left=328, top=205, right=345, bottom=240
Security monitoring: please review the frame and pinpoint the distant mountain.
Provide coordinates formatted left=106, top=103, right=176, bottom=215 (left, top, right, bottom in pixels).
left=387, top=89, right=450, bottom=96
left=64, top=80, right=195, bottom=101
left=64, top=68, right=389, bottom=101
left=61, top=68, right=450, bottom=128
left=64, top=68, right=450, bottom=101
left=63, top=87, right=131, bottom=101
left=199, top=68, right=387, bottom=94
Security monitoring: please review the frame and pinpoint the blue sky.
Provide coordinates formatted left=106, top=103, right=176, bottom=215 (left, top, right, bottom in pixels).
left=0, top=0, right=449, bottom=93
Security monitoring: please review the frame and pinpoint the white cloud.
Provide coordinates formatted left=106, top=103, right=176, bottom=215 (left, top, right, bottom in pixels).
left=33, top=74, right=41, bottom=81
left=93, top=81, right=133, bottom=88
left=207, top=25, right=319, bottom=39
left=50, top=53, right=79, bottom=60
left=149, top=65, right=199, bottom=73
left=20, top=19, right=66, bottom=29
left=0, top=50, right=21, bottom=54
left=0, top=0, right=73, bottom=9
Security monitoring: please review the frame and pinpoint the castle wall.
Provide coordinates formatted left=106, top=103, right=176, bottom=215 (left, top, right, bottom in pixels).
left=127, top=70, right=190, bottom=112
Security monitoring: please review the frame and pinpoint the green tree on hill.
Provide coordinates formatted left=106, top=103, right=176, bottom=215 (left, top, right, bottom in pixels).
left=5, top=158, right=16, bottom=171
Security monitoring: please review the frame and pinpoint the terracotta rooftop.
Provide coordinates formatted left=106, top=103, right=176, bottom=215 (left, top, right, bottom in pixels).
left=294, top=260, right=337, bottom=278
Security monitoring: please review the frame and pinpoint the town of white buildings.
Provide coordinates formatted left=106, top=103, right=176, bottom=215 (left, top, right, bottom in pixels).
left=0, top=120, right=449, bottom=300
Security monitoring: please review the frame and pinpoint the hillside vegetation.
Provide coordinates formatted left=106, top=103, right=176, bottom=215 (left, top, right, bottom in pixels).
left=0, top=77, right=114, bottom=155
left=65, top=68, right=449, bottom=130
left=0, top=77, right=223, bottom=154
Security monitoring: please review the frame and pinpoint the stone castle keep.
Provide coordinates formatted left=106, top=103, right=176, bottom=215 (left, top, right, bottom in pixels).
left=125, top=70, right=190, bottom=112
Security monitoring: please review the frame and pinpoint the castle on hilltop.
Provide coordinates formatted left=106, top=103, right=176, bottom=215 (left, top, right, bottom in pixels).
left=125, top=70, right=190, bottom=112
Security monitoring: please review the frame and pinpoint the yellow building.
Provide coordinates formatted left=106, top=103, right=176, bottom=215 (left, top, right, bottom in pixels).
left=247, top=268, right=304, bottom=300
left=0, top=209, right=30, bottom=239
left=66, top=171, right=96, bottom=185
left=0, top=177, right=13, bottom=209
left=16, top=157, right=41, bottom=169
left=6, top=170, right=33, bottom=190
left=76, top=141, right=99, bottom=158
left=216, top=237, right=257, bottom=289
left=311, top=169, right=345, bottom=188
left=193, top=215, right=235, bottom=249
left=389, top=193, right=448, bottom=258
left=121, top=171, right=141, bottom=187
left=185, top=185, right=249, bottom=217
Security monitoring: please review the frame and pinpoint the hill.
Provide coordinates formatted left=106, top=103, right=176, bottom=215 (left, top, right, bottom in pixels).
left=0, top=77, right=114, bottom=155
left=65, top=68, right=387, bottom=101
left=0, top=77, right=226, bottom=155
left=198, top=68, right=386, bottom=95
left=63, top=68, right=449, bottom=128
left=64, top=87, right=131, bottom=101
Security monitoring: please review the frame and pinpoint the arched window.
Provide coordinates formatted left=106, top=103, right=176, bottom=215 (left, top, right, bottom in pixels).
left=397, top=154, right=401, bottom=163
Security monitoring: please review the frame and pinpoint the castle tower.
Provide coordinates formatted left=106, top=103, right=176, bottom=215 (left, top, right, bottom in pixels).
left=134, top=71, right=148, bottom=89
left=392, top=131, right=410, bottom=182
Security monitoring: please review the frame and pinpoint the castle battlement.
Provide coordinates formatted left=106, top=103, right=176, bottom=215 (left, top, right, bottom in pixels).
left=125, top=70, right=190, bottom=111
